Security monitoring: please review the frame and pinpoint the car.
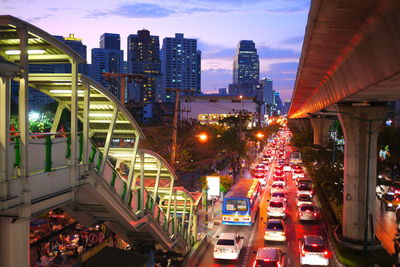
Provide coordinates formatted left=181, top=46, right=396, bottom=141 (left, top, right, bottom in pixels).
left=275, top=164, right=284, bottom=171
left=274, top=170, right=284, bottom=178
left=272, top=176, right=286, bottom=186
left=292, top=169, right=305, bottom=180
left=253, top=247, right=285, bottom=267
left=213, top=233, right=244, bottom=260
left=255, top=163, right=266, bottom=171
left=298, top=204, right=319, bottom=221
left=381, top=193, right=400, bottom=210
left=270, top=183, right=285, bottom=194
left=299, top=235, right=330, bottom=266
left=271, top=191, right=287, bottom=202
left=264, top=219, right=286, bottom=242
left=297, top=194, right=313, bottom=207
left=254, top=169, right=265, bottom=179
left=283, top=164, right=291, bottom=172
left=297, top=180, right=313, bottom=197
left=268, top=198, right=286, bottom=218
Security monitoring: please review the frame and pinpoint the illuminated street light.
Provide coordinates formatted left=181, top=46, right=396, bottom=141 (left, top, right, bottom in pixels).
left=255, top=131, right=265, bottom=140
left=196, top=132, right=209, bottom=143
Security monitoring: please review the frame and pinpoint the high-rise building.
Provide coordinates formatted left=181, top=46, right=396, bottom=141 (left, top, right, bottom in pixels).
left=53, top=34, right=88, bottom=75
left=127, top=30, right=162, bottom=102
left=91, top=33, right=123, bottom=99
left=100, top=33, right=121, bottom=50
left=260, top=77, right=273, bottom=105
left=233, top=40, right=259, bottom=84
left=161, top=33, right=201, bottom=102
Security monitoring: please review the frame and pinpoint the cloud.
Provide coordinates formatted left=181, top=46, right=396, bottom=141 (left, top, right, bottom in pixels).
left=281, top=36, right=304, bottom=45
left=86, top=3, right=175, bottom=19
left=114, top=3, right=175, bottom=18
left=26, top=14, right=52, bottom=23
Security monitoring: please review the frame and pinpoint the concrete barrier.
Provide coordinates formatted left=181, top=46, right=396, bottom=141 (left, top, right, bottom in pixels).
left=182, top=233, right=210, bottom=267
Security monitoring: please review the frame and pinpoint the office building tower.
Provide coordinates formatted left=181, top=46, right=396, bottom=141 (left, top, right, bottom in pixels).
left=100, top=33, right=121, bottom=50
left=127, top=30, right=162, bottom=102
left=91, top=33, right=123, bottom=99
left=161, top=33, right=201, bottom=102
left=233, top=40, right=259, bottom=84
left=91, top=48, right=123, bottom=98
left=260, top=77, right=273, bottom=105
left=53, top=34, right=88, bottom=75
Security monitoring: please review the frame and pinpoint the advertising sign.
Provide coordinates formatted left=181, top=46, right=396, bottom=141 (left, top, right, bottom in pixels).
left=206, top=176, right=220, bottom=196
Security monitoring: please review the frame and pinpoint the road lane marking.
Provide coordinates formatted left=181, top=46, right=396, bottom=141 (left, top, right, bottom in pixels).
left=241, top=219, right=258, bottom=267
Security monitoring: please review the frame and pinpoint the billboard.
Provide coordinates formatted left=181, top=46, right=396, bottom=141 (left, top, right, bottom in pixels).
left=206, top=176, right=220, bottom=196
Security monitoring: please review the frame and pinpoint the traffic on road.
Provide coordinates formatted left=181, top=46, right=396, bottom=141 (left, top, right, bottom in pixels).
left=198, top=128, right=335, bottom=266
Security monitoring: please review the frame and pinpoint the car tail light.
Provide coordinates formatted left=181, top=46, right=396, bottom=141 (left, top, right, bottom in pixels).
left=324, top=250, right=329, bottom=258
left=313, top=212, right=317, bottom=216
left=281, top=232, right=285, bottom=236
left=214, top=248, right=218, bottom=252
left=301, top=249, right=305, bottom=256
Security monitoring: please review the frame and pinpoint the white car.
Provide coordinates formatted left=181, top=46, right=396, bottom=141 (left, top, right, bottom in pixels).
left=271, top=191, right=287, bottom=202
left=268, top=198, right=286, bottom=218
left=297, top=194, right=313, bottom=207
left=283, top=164, right=291, bottom=172
left=298, top=204, right=319, bottom=221
left=270, top=183, right=285, bottom=194
left=299, top=235, right=330, bottom=266
left=213, top=233, right=244, bottom=260
left=272, top=176, right=286, bottom=186
left=264, top=219, right=286, bottom=242
left=297, top=180, right=313, bottom=197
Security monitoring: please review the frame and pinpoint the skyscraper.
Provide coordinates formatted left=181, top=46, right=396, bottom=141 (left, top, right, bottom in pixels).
left=127, top=30, right=162, bottom=102
left=100, top=33, right=121, bottom=50
left=233, top=40, right=259, bottom=84
left=91, top=33, right=123, bottom=99
left=161, top=33, right=201, bottom=101
left=53, top=34, right=88, bottom=75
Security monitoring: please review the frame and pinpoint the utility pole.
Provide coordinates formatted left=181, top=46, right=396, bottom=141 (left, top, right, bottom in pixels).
left=167, top=88, right=193, bottom=169
left=171, top=89, right=180, bottom=168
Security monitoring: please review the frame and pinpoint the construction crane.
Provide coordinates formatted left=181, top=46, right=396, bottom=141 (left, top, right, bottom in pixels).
left=102, top=73, right=146, bottom=104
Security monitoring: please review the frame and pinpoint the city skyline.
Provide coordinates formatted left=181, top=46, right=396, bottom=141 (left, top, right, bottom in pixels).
left=2, top=0, right=310, bottom=100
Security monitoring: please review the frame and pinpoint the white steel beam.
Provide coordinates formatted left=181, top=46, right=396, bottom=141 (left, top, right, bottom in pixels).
left=0, top=75, right=10, bottom=201
left=16, top=27, right=29, bottom=178
left=82, top=81, right=90, bottom=169
left=124, top=132, right=139, bottom=203
left=98, top=105, right=118, bottom=178
left=50, top=103, right=65, bottom=134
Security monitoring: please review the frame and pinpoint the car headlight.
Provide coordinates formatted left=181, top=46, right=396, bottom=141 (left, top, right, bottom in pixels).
left=388, top=203, right=393, bottom=207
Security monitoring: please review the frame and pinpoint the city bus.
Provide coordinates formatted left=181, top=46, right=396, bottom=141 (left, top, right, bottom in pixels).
left=290, top=151, right=302, bottom=165
left=222, top=179, right=261, bottom=225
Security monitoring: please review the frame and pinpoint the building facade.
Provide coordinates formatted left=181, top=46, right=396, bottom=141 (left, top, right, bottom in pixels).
left=91, top=33, right=124, bottom=99
left=233, top=40, right=259, bottom=84
left=180, top=95, right=259, bottom=126
left=100, top=33, right=121, bottom=50
left=161, top=33, right=201, bottom=102
left=127, top=30, right=162, bottom=103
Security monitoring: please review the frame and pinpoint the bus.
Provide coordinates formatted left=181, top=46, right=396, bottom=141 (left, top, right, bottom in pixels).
left=290, top=151, right=302, bottom=165
left=222, top=179, right=261, bottom=225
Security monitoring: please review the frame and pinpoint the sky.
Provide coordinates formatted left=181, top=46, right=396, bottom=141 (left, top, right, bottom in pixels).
left=2, top=0, right=311, bottom=101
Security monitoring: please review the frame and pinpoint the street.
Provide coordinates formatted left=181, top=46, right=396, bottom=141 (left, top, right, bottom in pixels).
left=197, top=152, right=335, bottom=267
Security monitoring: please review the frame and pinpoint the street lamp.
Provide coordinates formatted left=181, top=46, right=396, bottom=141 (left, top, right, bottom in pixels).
left=196, top=132, right=209, bottom=143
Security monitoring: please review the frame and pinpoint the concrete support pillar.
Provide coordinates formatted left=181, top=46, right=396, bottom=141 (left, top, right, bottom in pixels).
left=310, top=117, right=331, bottom=146
left=0, top=217, right=30, bottom=267
left=337, top=104, right=388, bottom=242
left=0, top=75, right=11, bottom=202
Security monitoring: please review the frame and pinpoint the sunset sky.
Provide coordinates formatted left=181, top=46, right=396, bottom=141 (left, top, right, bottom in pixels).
left=2, top=0, right=311, bottom=100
